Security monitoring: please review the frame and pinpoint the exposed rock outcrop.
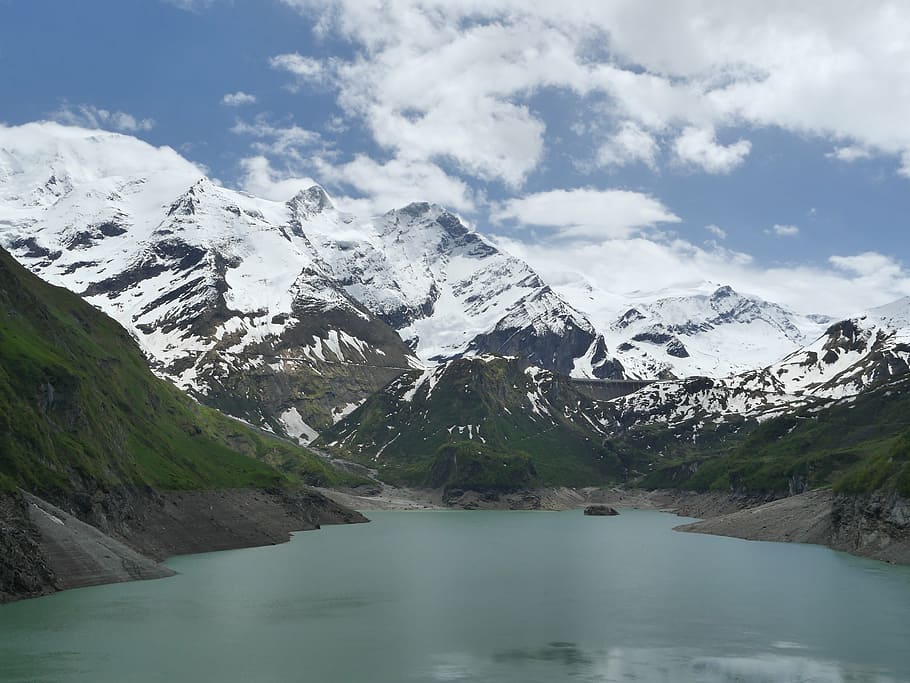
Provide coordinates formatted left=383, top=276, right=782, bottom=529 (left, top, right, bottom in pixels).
left=675, top=490, right=910, bottom=565
left=0, top=487, right=368, bottom=604
left=584, top=504, right=619, bottom=516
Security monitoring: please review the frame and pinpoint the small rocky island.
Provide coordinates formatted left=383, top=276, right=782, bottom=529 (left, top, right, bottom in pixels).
left=584, top=505, right=619, bottom=516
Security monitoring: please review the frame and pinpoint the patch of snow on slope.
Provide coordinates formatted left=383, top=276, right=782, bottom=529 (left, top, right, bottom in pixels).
left=280, top=407, right=319, bottom=444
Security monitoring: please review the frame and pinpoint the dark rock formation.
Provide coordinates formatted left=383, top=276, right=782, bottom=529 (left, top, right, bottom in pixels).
left=584, top=504, right=619, bottom=516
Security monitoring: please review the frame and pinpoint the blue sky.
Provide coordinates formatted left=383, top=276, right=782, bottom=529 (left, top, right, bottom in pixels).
left=2, top=0, right=909, bottom=314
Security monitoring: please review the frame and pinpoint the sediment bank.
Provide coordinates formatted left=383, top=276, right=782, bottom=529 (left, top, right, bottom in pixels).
left=0, top=486, right=366, bottom=604
left=676, top=489, right=910, bottom=565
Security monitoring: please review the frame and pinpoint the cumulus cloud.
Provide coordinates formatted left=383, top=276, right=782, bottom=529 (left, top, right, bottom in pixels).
left=240, top=153, right=474, bottom=215
left=673, top=127, right=751, bottom=174
left=491, top=188, right=680, bottom=240
left=277, top=1, right=910, bottom=184
left=230, top=115, right=321, bottom=160
left=238, top=155, right=320, bottom=201
left=270, top=53, right=327, bottom=90
left=492, top=235, right=910, bottom=323
left=827, top=145, right=873, bottom=162
left=310, top=154, right=476, bottom=214
left=767, top=224, right=800, bottom=238
left=830, top=252, right=903, bottom=279
left=222, top=91, right=257, bottom=107
left=52, top=103, right=155, bottom=133
left=596, top=121, right=659, bottom=169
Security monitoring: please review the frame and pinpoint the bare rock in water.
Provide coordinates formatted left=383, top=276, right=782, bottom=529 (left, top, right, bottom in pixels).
left=584, top=505, right=619, bottom=516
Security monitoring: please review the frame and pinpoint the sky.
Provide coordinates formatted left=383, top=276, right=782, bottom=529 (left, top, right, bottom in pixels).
left=2, top=0, right=910, bottom=317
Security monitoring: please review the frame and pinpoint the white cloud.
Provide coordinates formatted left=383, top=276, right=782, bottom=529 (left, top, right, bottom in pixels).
left=491, top=188, right=680, bottom=240
left=767, top=224, right=800, bottom=238
left=705, top=224, right=727, bottom=240
left=239, top=152, right=474, bottom=215
left=230, top=116, right=321, bottom=160
left=596, top=121, right=659, bottom=169
left=827, top=145, right=873, bottom=162
left=673, top=126, right=751, bottom=174
left=221, top=91, right=257, bottom=107
left=310, top=154, right=476, bottom=214
left=492, top=235, right=910, bottom=322
left=52, top=103, right=155, bottom=133
left=278, top=1, right=910, bottom=183
left=238, top=155, right=319, bottom=201
left=830, top=252, right=903, bottom=279
left=270, top=53, right=326, bottom=90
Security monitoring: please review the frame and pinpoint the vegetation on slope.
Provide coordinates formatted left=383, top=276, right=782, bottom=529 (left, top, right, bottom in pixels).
left=320, top=346, right=910, bottom=498
left=318, top=357, right=646, bottom=492
left=640, top=376, right=910, bottom=497
left=0, top=247, right=355, bottom=495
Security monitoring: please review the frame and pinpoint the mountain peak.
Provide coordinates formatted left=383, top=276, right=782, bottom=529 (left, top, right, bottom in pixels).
left=711, top=284, right=737, bottom=300
left=166, top=177, right=217, bottom=216
left=397, top=201, right=434, bottom=217
left=289, top=184, right=334, bottom=217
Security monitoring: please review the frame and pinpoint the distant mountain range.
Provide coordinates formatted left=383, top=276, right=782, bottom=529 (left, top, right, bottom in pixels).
left=2, top=121, right=910, bottom=503
left=0, top=123, right=837, bottom=440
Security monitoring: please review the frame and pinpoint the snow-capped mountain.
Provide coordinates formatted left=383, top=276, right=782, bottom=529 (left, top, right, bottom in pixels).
left=0, top=124, right=421, bottom=435
left=609, top=297, right=910, bottom=429
left=285, top=192, right=614, bottom=377
left=0, top=123, right=628, bottom=437
left=559, top=280, right=830, bottom=380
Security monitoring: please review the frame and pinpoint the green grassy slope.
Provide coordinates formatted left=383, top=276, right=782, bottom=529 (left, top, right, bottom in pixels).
left=320, top=346, right=910, bottom=498
left=0, top=247, right=353, bottom=495
left=640, top=376, right=910, bottom=497
left=318, top=358, right=646, bottom=491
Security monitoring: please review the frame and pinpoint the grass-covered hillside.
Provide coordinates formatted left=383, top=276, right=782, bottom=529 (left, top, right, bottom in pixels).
left=0, top=247, right=353, bottom=495
left=640, top=375, right=910, bottom=498
left=318, top=357, right=648, bottom=492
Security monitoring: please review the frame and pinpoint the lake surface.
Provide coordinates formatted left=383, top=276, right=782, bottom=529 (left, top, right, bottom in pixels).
left=1, top=509, right=909, bottom=682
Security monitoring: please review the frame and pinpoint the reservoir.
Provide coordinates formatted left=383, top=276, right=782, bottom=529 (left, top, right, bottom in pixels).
left=1, top=509, right=909, bottom=682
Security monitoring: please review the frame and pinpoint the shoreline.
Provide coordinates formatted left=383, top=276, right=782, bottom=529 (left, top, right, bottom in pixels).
left=319, top=484, right=910, bottom=566
left=5, top=483, right=907, bottom=605
left=0, top=486, right=367, bottom=605
left=674, top=489, right=910, bottom=566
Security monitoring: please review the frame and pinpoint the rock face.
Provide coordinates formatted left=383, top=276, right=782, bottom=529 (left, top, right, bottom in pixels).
left=0, top=494, right=56, bottom=602
left=0, top=487, right=368, bottom=604
left=23, top=493, right=174, bottom=594
left=676, top=490, right=910, bottom=565
left=583, top=504, right=619, bottom=516
left=829, top=492, right=910, bottom=564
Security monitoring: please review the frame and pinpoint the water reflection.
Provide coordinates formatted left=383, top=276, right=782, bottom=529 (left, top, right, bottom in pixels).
left=494, top=640, right=593, bottom=670
left=482, top=644, right=900, bottom=682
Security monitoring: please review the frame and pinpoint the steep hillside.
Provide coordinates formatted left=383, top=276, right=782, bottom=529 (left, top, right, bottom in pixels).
left=0, top=245, right=352, bottom=495
left=318, top=357, right=645, bottom=493
left=640, top=374, right=910, bottom=499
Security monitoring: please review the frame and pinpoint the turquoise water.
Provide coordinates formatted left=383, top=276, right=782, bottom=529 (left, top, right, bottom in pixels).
left=1, top=509, right=909, bottom=682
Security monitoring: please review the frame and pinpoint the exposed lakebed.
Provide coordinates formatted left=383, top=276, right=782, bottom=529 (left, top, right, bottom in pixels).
left=1, top=509, right=909, bottom=682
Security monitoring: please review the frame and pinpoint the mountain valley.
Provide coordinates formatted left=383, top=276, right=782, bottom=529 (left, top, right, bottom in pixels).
left=1, top=122, right=909, bottom=581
